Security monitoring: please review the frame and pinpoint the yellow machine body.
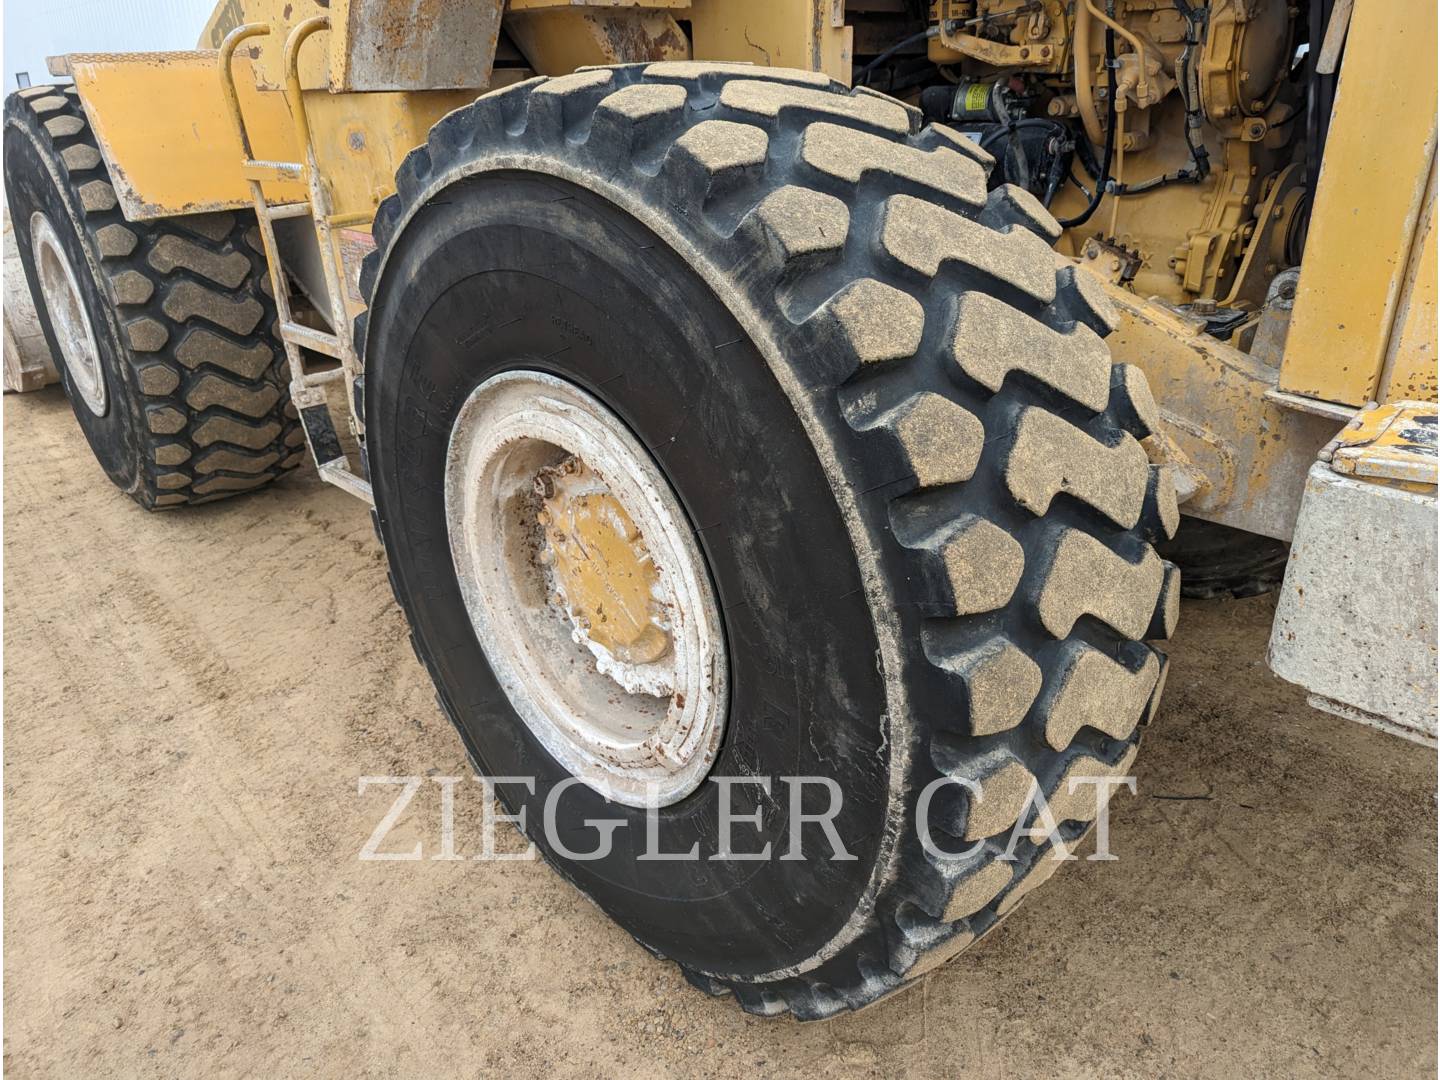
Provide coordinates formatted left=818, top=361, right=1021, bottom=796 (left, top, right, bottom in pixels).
left=49, top=0, right=1437, bottom=544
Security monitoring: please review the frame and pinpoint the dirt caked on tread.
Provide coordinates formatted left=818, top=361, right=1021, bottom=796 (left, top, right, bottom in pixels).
left=3, top=86, right=302, bottom=509
left=358, top=64, right=1181, bottom=1019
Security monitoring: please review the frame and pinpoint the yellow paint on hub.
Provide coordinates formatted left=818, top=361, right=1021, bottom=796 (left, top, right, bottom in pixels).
left=539, top=457, right=672, bottom=667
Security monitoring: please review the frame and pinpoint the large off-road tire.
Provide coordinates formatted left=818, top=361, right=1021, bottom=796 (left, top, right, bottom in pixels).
left=1159, top=515, right=1290, bottom=599
left=360, top=64, right=1181, bottom=1019
left=3, top=86, right=302, bottom=508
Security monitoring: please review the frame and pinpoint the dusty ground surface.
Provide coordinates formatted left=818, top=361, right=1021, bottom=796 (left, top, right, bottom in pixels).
left=4, top=387, right=1436, bottom=1079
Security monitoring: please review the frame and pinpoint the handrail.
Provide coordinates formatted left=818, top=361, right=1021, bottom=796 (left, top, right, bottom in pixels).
left=216, top=23, right=273, bottom=162
left=282, top=15, right=330, bottom=175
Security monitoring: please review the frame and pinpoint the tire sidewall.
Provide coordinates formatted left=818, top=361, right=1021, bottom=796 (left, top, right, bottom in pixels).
left=4, top=119, right=144, bottom=494
left=365, top=172, right=893, bottom=979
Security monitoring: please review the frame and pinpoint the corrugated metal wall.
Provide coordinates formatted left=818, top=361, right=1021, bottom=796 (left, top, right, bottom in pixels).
left=3, top=0, right=211, bottom=91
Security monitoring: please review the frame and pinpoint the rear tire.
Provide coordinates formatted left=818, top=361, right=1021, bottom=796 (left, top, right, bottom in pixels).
left=360, top=65, right=1181, bottom=1018
left=1159, top=515, right=1290, bottom=598
left=3, top=86, right=302, bottom=508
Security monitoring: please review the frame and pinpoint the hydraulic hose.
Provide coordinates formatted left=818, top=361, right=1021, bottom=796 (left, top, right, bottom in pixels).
left=1058, top=9, right=1117, bottom=229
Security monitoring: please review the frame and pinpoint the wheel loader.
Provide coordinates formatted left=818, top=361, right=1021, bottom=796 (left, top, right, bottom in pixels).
left=3, top=0, right=1435, bottom=1020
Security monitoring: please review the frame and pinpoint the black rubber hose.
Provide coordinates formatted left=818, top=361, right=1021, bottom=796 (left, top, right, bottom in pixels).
left=1057, top=15, right=1117, bottom=228
left=856, top=27, right=939, bottom=86
left=978, top=118, right=1066, bottom=151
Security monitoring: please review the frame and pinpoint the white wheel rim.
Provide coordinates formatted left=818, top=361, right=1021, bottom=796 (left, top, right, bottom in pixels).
left=445, top=371, right=728, bottom=808
left=29, top=211, right=106, bottom=417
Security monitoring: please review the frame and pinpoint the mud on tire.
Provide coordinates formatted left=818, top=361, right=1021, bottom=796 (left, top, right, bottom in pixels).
left=359, top=64, right=1181, bottom=1019
left=3, top=86, right=302, bottom=508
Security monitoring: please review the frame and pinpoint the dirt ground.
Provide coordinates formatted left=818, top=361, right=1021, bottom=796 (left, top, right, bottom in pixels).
left=3, top=387, right=1436, bottom=1079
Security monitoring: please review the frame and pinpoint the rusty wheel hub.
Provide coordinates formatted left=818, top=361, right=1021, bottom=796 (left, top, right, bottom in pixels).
left=444, top=371, right=727, bottom=807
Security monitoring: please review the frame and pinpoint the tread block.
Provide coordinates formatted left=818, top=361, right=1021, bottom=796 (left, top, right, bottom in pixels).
left=719, top=79, right=911, bottom=135
left=1034, top=528, right=1164, bottom=640
left=531, top=69, right=616, bottom=134
left=589, top=83, right=687, bottom=159
left=920, top=121, right=995, bottom=166
left=1140, top=649, right=1170, bottom=727
left=194, top=416, right=282, bottom=449
left=595, top=82, right=687, bottom=122
left=885, top=391, right=984, bottom=488
left=814, top=278, right=923, bottom=367
left=665, top=119, right=769, bottom=200
left=153, top=443, right=191, bottom=466
left=1003, top=407, right=1148, bottom=527
left=152, top=493, right=188, bottom=507
left=740, top=185, right=848, bottom=261
left=147, top=235, right=251, bottom=289
left=933, top=514, right=1025, bottom=615
left=108, top=269, right=154, bottom=305
left=906, top=928, right=976, bottom=979
left=192, top=473, right=272, bottom=496
left=879, top=194, right=1057, bottom=304
left=194, top=447, right=280, bottom=475
left=95, top=224, right=138, bottom=258
left=996, top=848, right=1067, bottom=916
left=1107, top=363, right=1161, bottom=440
left=43, top=115, right=86, bottom=139
left=1147, top=560, right=1181, bottom=640
left=534, top=68, right=615, bottom=98
left=799, top=122, right=986, bottom=209
left=135, top=361, right=179, bottom=396
left=176, top=212, right=236, bottom=243
left=1042, top=745, right=1139, bottom=826
left=145, top=405, right=186, bottom=434
left=60, top=144, right=101, bottom=172
left=163, top=281, right=264, bottom=336
left=27, top=95, right=67, bottom=115
left=959, top=757, right=1038, bottom=841
left=949, top=291, right=1110, bottom=411
left=155, top=471, right=191, bottom=490
left=125, top=317, right=169, bottom=352
left=940, top=859, right=1014, bottom=922
left=1042, top=641, right=1161, bottom=750
left=176, top=331, right=273, bottom=379
left=933, top=636, right=1042, bottom=736
left=184, top=373, right=280, bottom=417
left=1055, top=264, right=1120, bottom=335
left=78, top=180, right=117, bottom=212
left=980, top=184, right=1061, bottom=241
left=1141, top=464, right=1181, bottom=541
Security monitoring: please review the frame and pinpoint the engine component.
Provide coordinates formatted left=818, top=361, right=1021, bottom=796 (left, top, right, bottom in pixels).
left=929, top=0, right=1308, bottom=312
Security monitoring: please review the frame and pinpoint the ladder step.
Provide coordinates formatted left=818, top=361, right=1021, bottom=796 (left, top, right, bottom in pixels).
left=263, top=202, right=312, bottom=221
left=242, top=158, right=304, bottom=183
left=318, top=459, right=374, bottom=505
left=301, top=367, right=347, bottom=387
left=280, top=321, right=345, bottom=359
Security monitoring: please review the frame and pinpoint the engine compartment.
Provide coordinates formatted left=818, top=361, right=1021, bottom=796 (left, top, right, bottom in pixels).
left=854, top=0, right=1333, bottom=342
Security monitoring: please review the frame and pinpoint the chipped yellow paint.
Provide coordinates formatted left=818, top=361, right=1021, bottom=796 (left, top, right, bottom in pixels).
left=540, top=457, right=672, bottom=666
left=300, top=88, right=479, bottom=220
left=1326, top=402, right=1438, bottom=489
left=1282, top=0, right=1439, bottom=405
left=68, top=51, right=305, bottom=219
left=686, top=0, right=853, bottom=83
left=1100, top=278, right=1340, bottom=541
left=1379, top=158, right=1439, bottom=405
